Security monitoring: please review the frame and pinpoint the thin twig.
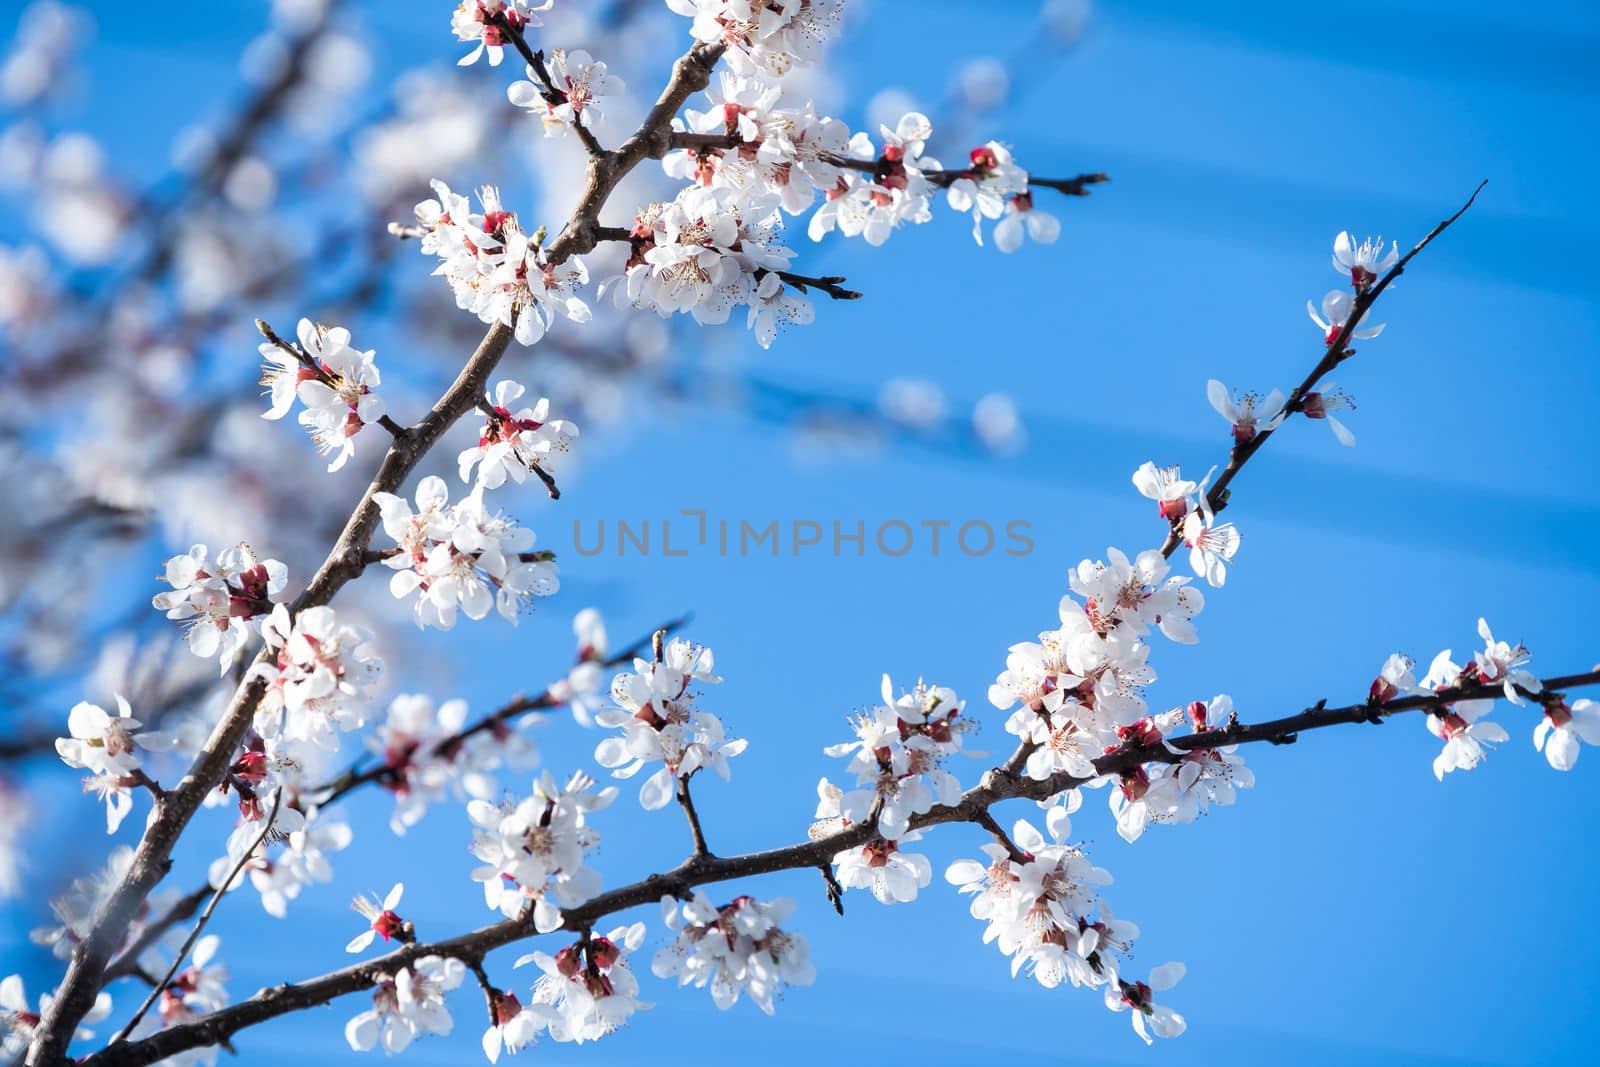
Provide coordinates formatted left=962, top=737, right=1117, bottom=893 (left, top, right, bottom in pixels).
left=972, top=809, right=1029, bottom=863
left=1156, top=182, right=1486, bottom=557
left=109, top=792, right=283, bottom=1045
left=676, top=774, right=712, bottom=859
left=772, top=270, right=861, bottom=301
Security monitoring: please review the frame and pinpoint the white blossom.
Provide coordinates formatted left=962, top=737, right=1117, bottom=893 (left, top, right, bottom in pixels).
left=1332, top=230, right=1398, bottom=288
left=823, top=675, right=972, bottom=839
left=252, top=604, right=382, bottom=751
left=346, top=883, right=409, bottom=953
left=1535, top=698, right=1600, bottom=772
left=56, top=695, right=156, bottom=833
left=1307, top=289, right=1384, bottom=346
left=456, top=380, right=579, bottom=491
left=506, top=50, right=623, bottom=136
left=1107, top=963, right=1187, bottom=1044
left=652, top=893, right=815, bottom=1013
left=594, top=639, right=744, bottom=810
left=468, top=771, right=613, bottom=931
left=151, top=543, right=287, bottom=672
left=1206, top=379, right=1286, bottom=446
left=514, top=923, right=650, bottom=1043
left=451, top=1, right=549, bottom=68
left=666, top=0, right=844, bottom=77
left=345, top=956, right=464, bottom=1053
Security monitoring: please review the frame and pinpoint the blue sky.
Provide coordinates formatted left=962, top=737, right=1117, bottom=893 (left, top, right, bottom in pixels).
left=4, top=1, right=1598, bottom=1064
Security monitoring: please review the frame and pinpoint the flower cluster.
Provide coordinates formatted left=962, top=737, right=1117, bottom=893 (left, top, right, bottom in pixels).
left=510, top=923, right=650, bottom=1044
left=151, top=543, right=287, bottom=671
left=944, top=812, right=1185, bottom=1043
left=652, top=893, right=815, bottom=1013
left=259, top=318, right=385, bottom=472
left=1301, top=234, right=1390, bottom=436
left=451, top=1, right=549, bottom=67
left=467, top=771, right=614, bottom=931
left=808, top=113, right=938, bottom=246
left=457, top=380, right=579, bottom=492
left=664, top=73, right=851, bottom=215
left=1105, top=700, right=1255, bottom=843
left=608, top=186, right=813, bottom=349
left=410, top=181, right=591, bottom=346
left=816, top=805, right=932, bottom=904
left=986, top=543, right=1241, bottom=843
left=822, top=675, right=973, bottom=841
left=372, top=474, right=559, bottom=630
left=1415, top=618, right=1550, bottom=780
left=594, top=638, right=746, bottom=809
left=250, top=605, right=383, bottom=753
left=345, top=955, right=464, bottom=1054
left=506, top=49, right=622, bottom=136
left=667, top=0, right=844, bottom=77
left=55, top=696, right=154, bottom=833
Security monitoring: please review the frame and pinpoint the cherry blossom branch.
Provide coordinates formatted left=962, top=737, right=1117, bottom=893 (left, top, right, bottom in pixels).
left=542, top=41, right=725, bottom=264
left=461, top=958, right=500, bottom=1029
left=486, top=9, right=608, bottom=159
left=34, top=40, right=735, bottom=1023
left=26, top=308, right=526, bottom=1064
left=88, top=613, right=694, bottom=1006
left=589, top=228, right=862, bottom=299
left=1156, top=181, right=1488, bottom=557
left=108, top=794, right=283, bottom=1045
left=80, top=663, right=1600, bottom=1067
left=826, top=150, right=1108, bottom=196
left=664, top=132, right=1108, bottom=198
left=254, top=318, right=411, bottom=441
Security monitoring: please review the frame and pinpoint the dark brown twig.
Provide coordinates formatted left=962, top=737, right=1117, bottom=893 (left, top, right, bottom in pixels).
left=1156, top=182, right=1487, bottom=557
left=676, top=774, right=712, bottom=859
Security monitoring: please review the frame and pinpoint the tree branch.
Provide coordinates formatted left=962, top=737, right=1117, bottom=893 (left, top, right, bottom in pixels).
left=666, top=133, right=1107, bottom=198
left=30, top=51, right=741, bottom=1030
left=78, top=664, right=1600, bottom=1067
left=27, top=317, right=520, bottom=1066
left=1156, top=181, right=1487, bottom=557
